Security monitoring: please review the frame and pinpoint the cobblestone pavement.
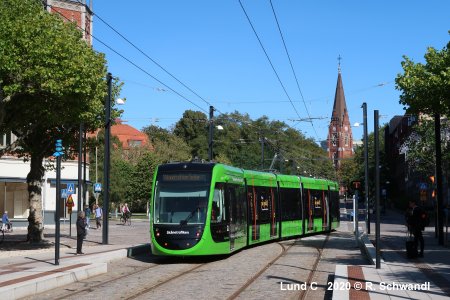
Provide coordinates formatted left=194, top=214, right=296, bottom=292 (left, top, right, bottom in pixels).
left=18, top=220, right=367, bottom=300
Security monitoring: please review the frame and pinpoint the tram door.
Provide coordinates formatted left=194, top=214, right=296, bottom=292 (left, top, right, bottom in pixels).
left=225, top=183, right=246, bottom=251
left=225, top=184, right=235, bottom=251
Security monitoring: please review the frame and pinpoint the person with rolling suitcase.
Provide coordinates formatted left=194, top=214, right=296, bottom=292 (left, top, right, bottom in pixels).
left=406, top=200, right=424, bottom=258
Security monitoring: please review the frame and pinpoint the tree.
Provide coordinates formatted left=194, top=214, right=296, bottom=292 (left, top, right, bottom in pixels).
left=125, top=151, right=159, bottom=212
left=143, top=125, right=191, bottom=163
left=336, top=125, right=390, bottom=201
left=396, top=34, right=449, bottom=244
left=172, top=110, right=334, bottom=179
left=0, top=0, right=120, bottom=242
left=173, top=110, right=208, bottom=159
left=396, top=37, right=450, bottom=117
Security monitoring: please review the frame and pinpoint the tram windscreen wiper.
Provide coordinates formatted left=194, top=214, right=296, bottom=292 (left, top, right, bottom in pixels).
left=180, top=209, right=196, bottom=226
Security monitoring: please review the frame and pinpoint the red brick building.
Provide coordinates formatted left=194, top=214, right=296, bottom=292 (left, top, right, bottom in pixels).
left=45, top=0, right=93, bottom=44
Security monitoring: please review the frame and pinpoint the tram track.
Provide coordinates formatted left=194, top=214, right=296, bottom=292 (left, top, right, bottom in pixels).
left=45, top=256, right=207, bottom=300
left=298, top=233, right=330, bottom=300
left=226, top=241, right=293, bottom=300
left=124, top=263, right=206, bottom=300
left=51, top=263, right=162, bottom=300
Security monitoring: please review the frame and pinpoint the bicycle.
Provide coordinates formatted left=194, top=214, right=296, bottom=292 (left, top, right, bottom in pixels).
left=120, top=212, right=131, bottom=226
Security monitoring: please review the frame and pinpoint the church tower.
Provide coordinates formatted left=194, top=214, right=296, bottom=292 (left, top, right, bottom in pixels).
left=327, top=60, right=353, bottom=170
left=44, top=0, right=93, bottom=45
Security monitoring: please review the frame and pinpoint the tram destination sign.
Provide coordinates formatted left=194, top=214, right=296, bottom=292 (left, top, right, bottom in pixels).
left=162, top=173, right=207, bottom=182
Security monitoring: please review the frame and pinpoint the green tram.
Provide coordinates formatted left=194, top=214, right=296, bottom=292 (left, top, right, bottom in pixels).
left=150, top=162, right=339, bottom=256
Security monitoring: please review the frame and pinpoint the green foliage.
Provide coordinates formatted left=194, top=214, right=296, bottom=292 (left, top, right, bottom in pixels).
left=173, top=110, right=208, bottom=158
left=171, top=110, right=335, bottom=179
left=0, top=0, right=122, bottom=241
left=143, top=125, right=191, bottom=163
left=396, top=36, right=450, bottom=116
left=401, top=118, right=450, bottom=178
left=337, top=125, right=390, bottom=197
left=0, top=0, right=110, bottom=152
left=396, top=34, right=450, bottom=201
left=125, top=151, right=159, bottom=212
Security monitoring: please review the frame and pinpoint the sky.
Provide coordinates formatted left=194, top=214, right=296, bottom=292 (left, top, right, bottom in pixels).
left=90, top=1, right=449, bottom=143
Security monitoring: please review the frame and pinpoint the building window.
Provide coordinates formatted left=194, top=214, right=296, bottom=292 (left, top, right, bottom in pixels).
left=1, top=132, right=16, bottom=148
left=344, top=134, right=349, bottom=146
left=128, top=140, right=142, bottom=147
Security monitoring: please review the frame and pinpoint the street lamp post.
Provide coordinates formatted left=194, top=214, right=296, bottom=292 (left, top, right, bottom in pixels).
left=77, top=123, right=83, bottom=219
left=208, top=106, right=214, bottom=161
left=362, top=103, right=370, bottom=234
left=102, top=72, right=112, bottom=245
left=374, top=110, right=381, bottom=269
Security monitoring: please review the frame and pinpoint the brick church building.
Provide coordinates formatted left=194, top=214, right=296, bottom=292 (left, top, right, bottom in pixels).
left=327, top=65, right=354, bottom=193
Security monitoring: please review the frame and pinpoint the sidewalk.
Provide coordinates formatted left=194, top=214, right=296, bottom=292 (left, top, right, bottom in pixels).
left=333, top=208, right=450, bottom=300
left=0, top=218, right=150, bottom=300
left=3, top=210, right=450, bottom=299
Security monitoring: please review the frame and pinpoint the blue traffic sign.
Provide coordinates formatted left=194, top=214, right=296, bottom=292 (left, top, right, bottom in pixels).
left=61, top=189, right=68, bottom=199
left=94, top=183, right=102, bottom=193
left=67, top=183, right=75, bottom=195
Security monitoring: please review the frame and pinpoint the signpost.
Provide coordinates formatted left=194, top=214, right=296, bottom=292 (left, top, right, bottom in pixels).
left=94, top=182, right=101, bottom=205
left=54, top=139, right=64, bottom=265
left=352, top=181, right=361, bottom=246
left=67, top=183, right=75, bottom=195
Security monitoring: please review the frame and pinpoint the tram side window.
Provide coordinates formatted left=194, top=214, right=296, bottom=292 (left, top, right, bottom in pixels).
left=256, top=187, right=271, bottom=223
left=280, top=187, right=302, bottom=221
left=248, top=188, right=257, bottom=223
left=311, top=190, right=323, bottom=217
left=212, top=184, right=226, bottom=223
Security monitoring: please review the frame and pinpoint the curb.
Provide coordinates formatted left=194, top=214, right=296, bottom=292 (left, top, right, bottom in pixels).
left=1, top=263, right=107, bottom=300
left=360, top=233, right=384, bottom=266
left=0, top=244, right=146, bottom=299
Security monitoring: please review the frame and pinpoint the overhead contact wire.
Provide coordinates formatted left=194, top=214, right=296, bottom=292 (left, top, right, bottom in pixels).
left=269, top=0, right=320, bottom=140
left=238, top=0, right=302, bottom=121
left=53, top=4, right=207, bottom=113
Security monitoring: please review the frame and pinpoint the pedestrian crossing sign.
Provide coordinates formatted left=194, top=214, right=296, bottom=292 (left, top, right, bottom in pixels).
left=94, top=183, right=102, bottom=193
left=67, top=183, right=75, bottom=195
left=61, top=189, right=68, bottom=199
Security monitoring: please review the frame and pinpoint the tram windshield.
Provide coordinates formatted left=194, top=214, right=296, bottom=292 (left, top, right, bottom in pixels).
left=154, top=180, right=210, bottom=225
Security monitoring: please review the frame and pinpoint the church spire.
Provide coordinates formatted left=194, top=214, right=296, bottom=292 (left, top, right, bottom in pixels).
left=327, top=60, right=353, bottom=172
left=337, top=54, right=342, bottom=74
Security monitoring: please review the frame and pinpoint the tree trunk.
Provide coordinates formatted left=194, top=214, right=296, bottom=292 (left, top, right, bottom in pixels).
left=27, top=154, right=45, bottom=243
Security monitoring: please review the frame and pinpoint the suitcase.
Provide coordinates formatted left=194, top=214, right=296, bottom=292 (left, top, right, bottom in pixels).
left=406, top=239, right=418, bottom=259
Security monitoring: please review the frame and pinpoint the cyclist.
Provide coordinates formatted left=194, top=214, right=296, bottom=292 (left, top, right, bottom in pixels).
left=2, top=211, right=10, bottom=231
left=122, top=203, right=131, bottom=220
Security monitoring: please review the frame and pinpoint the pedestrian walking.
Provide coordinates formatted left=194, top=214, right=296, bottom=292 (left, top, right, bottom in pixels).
left=95, top=204, right=102, bottom=229
left=2, top=211, right=10, bottom=231
left=76, top=211, right=86, bottom=255
left=84, top=205, right=91, bottom=229
left=406, top=200, right=425, bottom=257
